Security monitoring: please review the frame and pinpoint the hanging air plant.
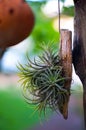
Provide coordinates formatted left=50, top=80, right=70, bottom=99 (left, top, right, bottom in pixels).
left=18, top=30, right=72, bottom=119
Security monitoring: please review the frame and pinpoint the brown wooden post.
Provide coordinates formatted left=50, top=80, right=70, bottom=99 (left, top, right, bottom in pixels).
left=60, top=29, right=72, bottom=90
left=60, top=29, right=72, bottom=119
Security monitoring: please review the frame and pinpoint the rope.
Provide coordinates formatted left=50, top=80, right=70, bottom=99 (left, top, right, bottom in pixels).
left=58, top=0, right=60, bottom=32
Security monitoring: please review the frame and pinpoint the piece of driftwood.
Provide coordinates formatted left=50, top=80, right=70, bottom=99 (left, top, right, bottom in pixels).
left=73, top=0, right=86, bottom=129
left=60, top=29, right=72, bottom=90
left=60, top=29, right=72, bottom=119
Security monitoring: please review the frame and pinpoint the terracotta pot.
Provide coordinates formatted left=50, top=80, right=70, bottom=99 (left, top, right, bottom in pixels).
left=0, top=0, right=35, bottom=48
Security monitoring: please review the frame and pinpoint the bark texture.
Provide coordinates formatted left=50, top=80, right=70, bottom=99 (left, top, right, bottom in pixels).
left=60, top=30, right=72, bottom=90
left=60, top=29, right=72, bottom=119
left=73, top=0, right=86, bottom=128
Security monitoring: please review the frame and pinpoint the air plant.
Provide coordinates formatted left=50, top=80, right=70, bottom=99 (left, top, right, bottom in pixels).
left=18, top=44, right=70, bottom=117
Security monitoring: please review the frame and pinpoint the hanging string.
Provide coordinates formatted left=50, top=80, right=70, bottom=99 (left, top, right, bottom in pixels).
left=58, top=0, right=60, bottom=32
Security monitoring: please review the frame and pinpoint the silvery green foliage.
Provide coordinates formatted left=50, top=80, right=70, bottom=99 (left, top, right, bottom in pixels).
left=18, top=45, right=69, bottom=115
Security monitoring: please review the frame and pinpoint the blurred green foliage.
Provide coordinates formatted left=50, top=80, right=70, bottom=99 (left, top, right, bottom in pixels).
left=0, top=86, right=83, bottom=130
left=62, top=6, right=74, bottom=16
left=0, top=87, right=48, bottom=130
left=28, top=2, right=60, bottom=54
left=27, top=1, right=74, bottom=54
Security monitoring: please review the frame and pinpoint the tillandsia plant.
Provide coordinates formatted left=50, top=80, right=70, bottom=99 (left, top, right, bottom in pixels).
left=18, top=44, right=70, bottom=118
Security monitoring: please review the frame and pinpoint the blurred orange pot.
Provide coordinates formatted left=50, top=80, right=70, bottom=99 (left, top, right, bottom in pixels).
left=0, top=0, right=35, bottom=48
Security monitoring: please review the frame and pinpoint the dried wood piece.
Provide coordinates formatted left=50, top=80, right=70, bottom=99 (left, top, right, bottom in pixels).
left=59, top=29, right=72, bottom=119
left=60, top=29, right=72, bottom=90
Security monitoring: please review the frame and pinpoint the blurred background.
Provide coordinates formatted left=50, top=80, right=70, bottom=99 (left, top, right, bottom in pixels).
left=0, top=0, right=84, bottom=130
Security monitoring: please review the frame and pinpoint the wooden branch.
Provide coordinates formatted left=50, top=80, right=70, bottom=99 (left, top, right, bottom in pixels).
left=60, top=29, right=72, bottom=90
left=73, top=0, right=86, bottom=4
left=73, top=0, right=86, bottom=128
left=73, top=0, right=78, bottom=3
left=60, top=29, right=72, bottom=119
